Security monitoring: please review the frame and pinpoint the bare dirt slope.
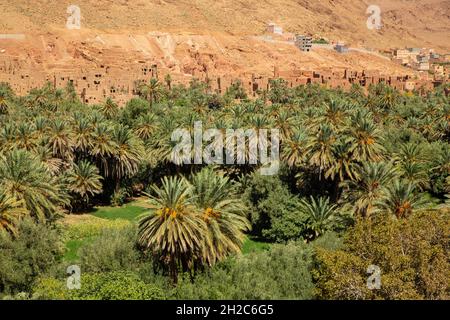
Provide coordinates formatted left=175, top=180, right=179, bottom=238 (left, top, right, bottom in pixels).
left=0, top=1, right=448, bottom=82
left=1, top=0, right=449, bottom=50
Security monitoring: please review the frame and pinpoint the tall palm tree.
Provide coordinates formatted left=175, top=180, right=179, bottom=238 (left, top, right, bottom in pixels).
left=138, top=176, right=206, bottom=283
left=48, top=119, right=74, bottom=160
left=100, top=97, right=119, bottom=119
left=66, top=161, right=103, bottom=209
left=0, top=93, right=13, bottom=114
left=396, top=161, right=430, bottom=191
left=345, top=111, right=385, bottom=162
left=138, top=78, right=162, bottom=106
left=90, top=123, right=118, bottom=176
left=342, top=162, right=398, bottom=218
left=375, top=180, right=425, bottom=218
left=298, top=196, right=338, bottom=240
left=0, top=191, right=26, bottom=236
left=134, top=114, right=157, bottom=141
left=14, top=122, right=37, bottom=152
left=72, top=114, right=94, bottom=154
left=320, top=99, right=349, bottom=131
left=307, top=124, right=336, bottom=178
left=281, top=127, right=308, bottom=167
left=0, top=149, right=69, bottom=223
left=110, top=125, right=144, bottom=190
left=188, top=168, right=250, bottom=266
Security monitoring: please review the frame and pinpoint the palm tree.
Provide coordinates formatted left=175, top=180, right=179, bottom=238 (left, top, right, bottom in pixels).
left=325, top=139, right=356, bottom=182
left=138, top=78, right=162, bottom=106
left=375, top=180, right=425, bottom=218
left=307, top=124, right=336, bottom=178
left=90, top=123, right=118, bottom=176
left=345, top=111, right=385, bottom=162
left=320, top=99, right=348, bottom=131
left=72, top=114, right=94, bottom=154
left=342, top=162, right=398, bottom=218
left=188, top=168, right=250, bottom=266
left=281, top=127, right=308, bottom=167
left=110, top=125, right=144, bottom=190
left=134, top=114, right=157, bottom=141
left=48, top=119, right=74, bottom=160
left=15, top=122, right=37, bottom=151
left=0, top=149, right=69, bottom=223
left=396, top=161, right=430, bottom=191
left=0, top=93, right=13, bottom=114
left=0, top=191, right=26, bottom=236
left=298, top=196, right=338, bottom=240
left=378, top=85, right=399, bottom=110
left=66, top=161, right=103, bottom=210
left=100, top=97, right=119, bottom=119
left=138, top=176, right=206, bottom=283
left=36, top=145, right=64, bottom=176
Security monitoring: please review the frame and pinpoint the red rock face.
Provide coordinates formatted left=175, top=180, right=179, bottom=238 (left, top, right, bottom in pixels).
left=0, top=1, right=447, bottom=103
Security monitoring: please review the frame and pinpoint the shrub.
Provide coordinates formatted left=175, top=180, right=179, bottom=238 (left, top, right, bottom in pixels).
left=314, top=210, right=450, bottom=300
left=33, top=272, right=166, bottom=300
left=79, top=225, right=141, bottom=273
left=175, top=242, right=315, bottom=299
left=0, top=219, right=64, bottom=295
left=110, top=188, right=130, bottom=207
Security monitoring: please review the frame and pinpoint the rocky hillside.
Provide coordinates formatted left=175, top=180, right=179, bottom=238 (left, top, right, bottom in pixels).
left=1, top=0, right=449, bottom=50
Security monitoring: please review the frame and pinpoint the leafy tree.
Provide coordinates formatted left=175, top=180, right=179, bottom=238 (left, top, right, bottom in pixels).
left=0, top=218, right=64, bottom=295
left=314, top=210, right=449, bottom=300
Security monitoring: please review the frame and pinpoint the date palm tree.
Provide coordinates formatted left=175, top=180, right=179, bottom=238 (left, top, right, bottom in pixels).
left=100, top=97, right=119, bottom=119
left=0, top=93, right=13, bottom=114
left=66, top=160, right=103, bottom=210
left=137, top=78, right=162, bottom=106
left=138, top=176, right=206, bottom=284
left=0, top=149, right=69, bottom=223
left=307, top=124, right=336, bottom=178
left=298, top=196, right=338, bottom=240
left=282, top=127, right=308, bottom=167
left=134, top=114, right=157, bottom=141
left=346, top=111, right=385, bottom=162
left=110, top=125, right=144, bottom=190
left=0, top=191, right=26, bottom=236
left=375, top=180, right=425, bottom=218
left=342, top=162, right=398, bottom=218
left=188, top=168, right=250, bottom=266
left=48, top=119, right=74, bottom=160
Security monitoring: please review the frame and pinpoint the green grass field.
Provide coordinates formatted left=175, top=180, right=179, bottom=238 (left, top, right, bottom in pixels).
left=63, top=200, right=148, bottom=261
left=64, top=238, right=94, bottom=262
left=90, top=202, right=148, bottom=221
left=63, top=200, right=267, bottom=261
left=242, top=236, right=271, bottom=254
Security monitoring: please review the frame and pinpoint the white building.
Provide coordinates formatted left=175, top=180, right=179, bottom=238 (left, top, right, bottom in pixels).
left=267, top=23, right=283, bottom=35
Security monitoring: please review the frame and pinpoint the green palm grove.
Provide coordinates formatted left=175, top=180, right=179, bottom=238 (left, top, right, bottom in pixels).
left=0, top=78, right=448, bottom=298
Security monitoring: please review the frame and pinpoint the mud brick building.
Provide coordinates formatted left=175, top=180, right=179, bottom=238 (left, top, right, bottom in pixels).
left=0, top=52, right=446, bottom=106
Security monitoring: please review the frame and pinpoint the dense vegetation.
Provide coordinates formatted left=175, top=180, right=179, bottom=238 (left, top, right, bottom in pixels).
left=0, top=78, right=448, bottom=300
